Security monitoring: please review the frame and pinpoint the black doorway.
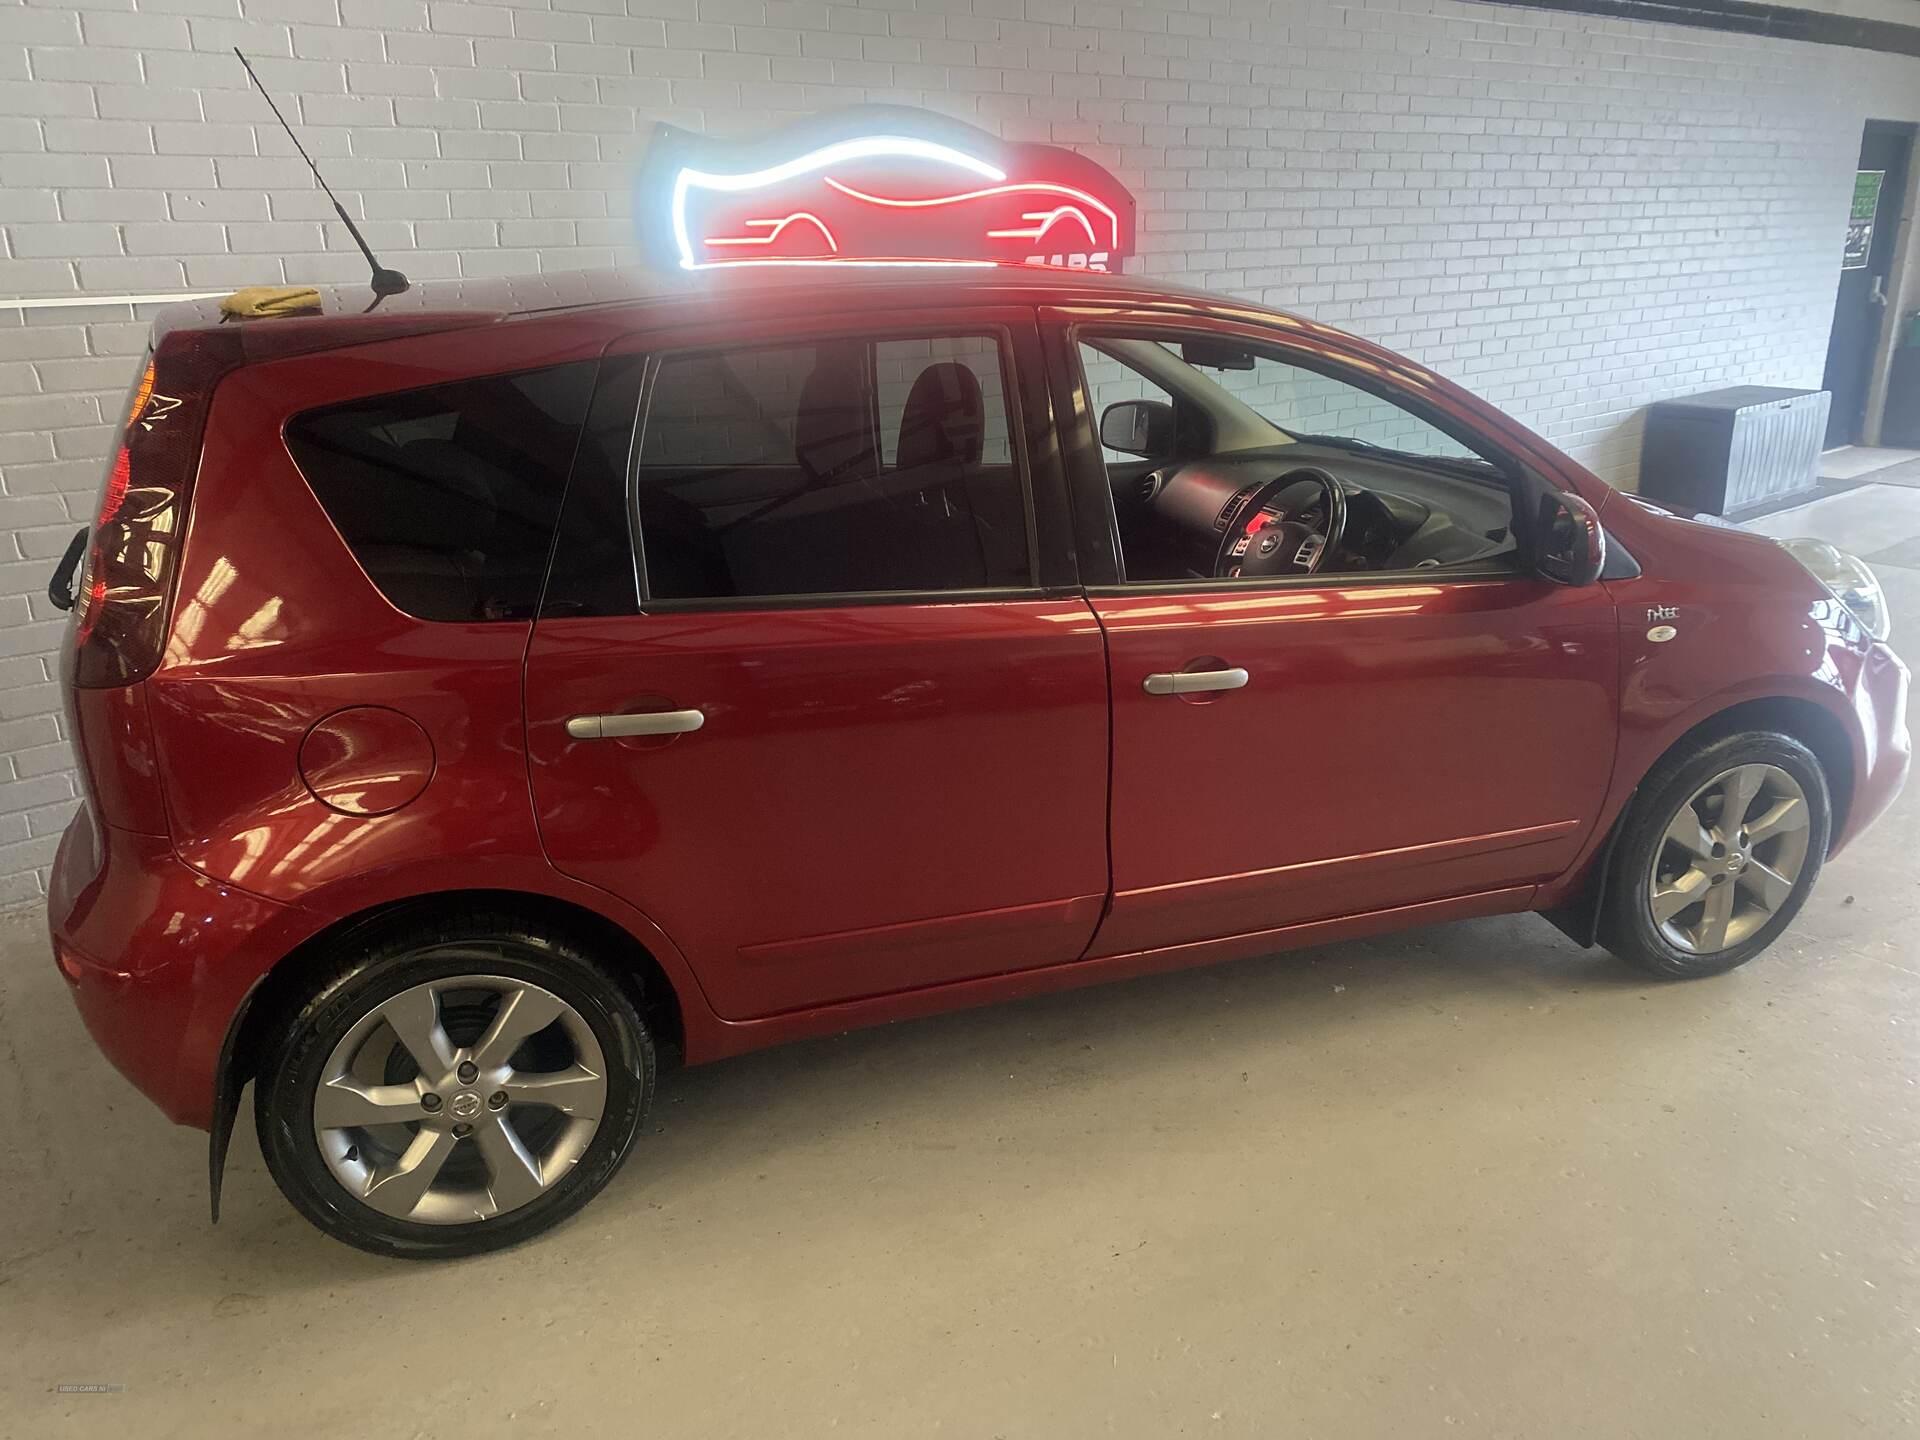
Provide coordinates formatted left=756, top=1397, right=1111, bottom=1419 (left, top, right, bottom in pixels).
left=1822, top=121, right=1914, bottom=449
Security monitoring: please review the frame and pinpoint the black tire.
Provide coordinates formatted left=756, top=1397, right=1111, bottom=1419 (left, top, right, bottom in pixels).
left=1599, top=729, right=1831, bottom=979
left=256, top=910, right=654, bottom=1258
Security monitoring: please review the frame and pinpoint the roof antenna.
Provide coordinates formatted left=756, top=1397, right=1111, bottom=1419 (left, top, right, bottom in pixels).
left=234, top=48, right=409, bottom=299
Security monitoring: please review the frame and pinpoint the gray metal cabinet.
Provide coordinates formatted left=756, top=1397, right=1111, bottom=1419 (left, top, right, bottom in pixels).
left=1638, top=387, right=1830, bottom=514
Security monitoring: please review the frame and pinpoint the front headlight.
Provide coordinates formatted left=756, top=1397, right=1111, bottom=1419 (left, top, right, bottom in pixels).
left=1778, top=537, right=1891, bottom=642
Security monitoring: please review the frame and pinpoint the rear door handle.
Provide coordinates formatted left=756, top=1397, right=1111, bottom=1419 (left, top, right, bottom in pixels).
left=1142, top=667, right=1249, bottom=696
left=566, top=709, right=705, bottom=739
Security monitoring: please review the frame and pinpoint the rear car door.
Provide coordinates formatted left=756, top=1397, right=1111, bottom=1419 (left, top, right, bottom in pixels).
left=524, top=307, right=1110, bottom=1020
left=1048, top=307, right=1620, bottom=957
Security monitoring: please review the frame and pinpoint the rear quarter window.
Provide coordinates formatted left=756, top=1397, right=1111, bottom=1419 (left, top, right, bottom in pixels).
left=285, top=362, right=595, bottom=622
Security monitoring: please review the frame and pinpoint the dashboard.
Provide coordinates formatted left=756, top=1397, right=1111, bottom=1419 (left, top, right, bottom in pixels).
left=1119, top=443, right=1517, bottom=579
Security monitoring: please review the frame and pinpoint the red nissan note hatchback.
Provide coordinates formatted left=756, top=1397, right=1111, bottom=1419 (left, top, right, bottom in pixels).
left=50, top=266, right=1908, bottom=1256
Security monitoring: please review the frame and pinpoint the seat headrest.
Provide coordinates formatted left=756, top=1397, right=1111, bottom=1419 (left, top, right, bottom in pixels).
left=794, top=347, right=878, bottom=485
left=896, top=362, right=985, bottom=471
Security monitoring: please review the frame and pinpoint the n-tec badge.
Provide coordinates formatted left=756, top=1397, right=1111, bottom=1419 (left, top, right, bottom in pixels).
left=1648, top=624, right=1678, bottom=643
left=1646, top=604, right=1679, bottom=622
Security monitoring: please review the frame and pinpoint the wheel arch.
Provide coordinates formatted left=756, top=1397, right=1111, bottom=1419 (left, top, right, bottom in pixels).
left=1542, top=690, right=1854, bottom=948
left=209, top=887, right=689, bottom=1221
left=1670, top=694, right=1854, bottom=842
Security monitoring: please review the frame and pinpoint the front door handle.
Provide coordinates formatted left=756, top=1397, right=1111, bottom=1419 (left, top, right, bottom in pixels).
left=1142, top=667, right=1249, bottom=696
left=566, top=709, right=705, bottom=740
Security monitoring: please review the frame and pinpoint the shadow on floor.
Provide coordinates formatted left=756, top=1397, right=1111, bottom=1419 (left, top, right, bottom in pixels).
left=625, top=911, right=1653, bottom=1182
left=191, top=907, right=1654, bottom=1279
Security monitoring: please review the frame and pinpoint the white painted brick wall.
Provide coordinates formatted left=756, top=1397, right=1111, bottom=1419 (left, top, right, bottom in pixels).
left=2, top=0, right=1918, bottom=904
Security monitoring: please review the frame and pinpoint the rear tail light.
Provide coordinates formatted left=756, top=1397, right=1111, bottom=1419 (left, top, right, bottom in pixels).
left=72, top=329, right=242, bottom=689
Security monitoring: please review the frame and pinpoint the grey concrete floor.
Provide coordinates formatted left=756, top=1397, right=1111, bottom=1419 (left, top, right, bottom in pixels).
left=3, top=495, right=1918, bottom=1439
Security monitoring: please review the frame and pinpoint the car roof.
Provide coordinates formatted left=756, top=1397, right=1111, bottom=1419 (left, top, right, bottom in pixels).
left=151, top=263, right=1314, bottom=343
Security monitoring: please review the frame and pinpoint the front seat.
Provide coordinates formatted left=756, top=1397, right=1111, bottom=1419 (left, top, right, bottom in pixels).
left=793, top=345, right=879, bottom=486
left=896, top=361, right=985, bottom=480
left=895, top=361, right=1032, bottom=587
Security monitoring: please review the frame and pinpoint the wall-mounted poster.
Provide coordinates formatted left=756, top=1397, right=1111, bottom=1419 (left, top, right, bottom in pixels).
left=1844, top=169, right=1885, bottom=270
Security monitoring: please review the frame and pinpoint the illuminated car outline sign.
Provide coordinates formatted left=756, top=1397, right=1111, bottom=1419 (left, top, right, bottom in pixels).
left=638, top=108, right=1137, bottom=273
left=816, top=175, right=1122, bottom=249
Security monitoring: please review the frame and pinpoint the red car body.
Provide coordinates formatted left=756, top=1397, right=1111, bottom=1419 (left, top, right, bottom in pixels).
left=49, top=267, right=1910, bottom=1156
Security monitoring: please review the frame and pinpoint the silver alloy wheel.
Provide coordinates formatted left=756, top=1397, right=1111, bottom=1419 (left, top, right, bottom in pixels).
left=1647, top=762, right=1812, bottom=955
left=312, top=974, right=608, bottom=1226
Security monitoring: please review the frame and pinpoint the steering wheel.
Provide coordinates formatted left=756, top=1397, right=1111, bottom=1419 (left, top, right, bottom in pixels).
left=1213, top=466, right=1348, bottom=579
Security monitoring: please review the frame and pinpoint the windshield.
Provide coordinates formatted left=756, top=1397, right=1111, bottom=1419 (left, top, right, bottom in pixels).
left=1086, top=336, right=1491, bottom=468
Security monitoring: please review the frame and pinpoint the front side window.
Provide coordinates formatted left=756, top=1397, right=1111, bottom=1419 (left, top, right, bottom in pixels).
left=1076, top=332, right=1516, bottom=584
left=634, top=333, right=1030, bottom=601
left=1080, top=342, right=1176, bottom=464
left=1196, top=346, right=1479, bottom=462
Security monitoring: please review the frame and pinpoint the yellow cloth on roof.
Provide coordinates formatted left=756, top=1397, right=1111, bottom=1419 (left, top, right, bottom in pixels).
left=219, top=285, right=322, bottom=318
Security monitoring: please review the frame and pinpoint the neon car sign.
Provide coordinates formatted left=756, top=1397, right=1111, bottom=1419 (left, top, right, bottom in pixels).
left=636, top=107, right=1137, bottom=273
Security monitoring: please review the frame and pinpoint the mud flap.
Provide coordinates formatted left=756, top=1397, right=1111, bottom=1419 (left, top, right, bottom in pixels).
left=1541, top=807, right=1628, bottom=949
left=208, top=1077, right=239, bottom=1223
left=207, top=984, right=258, bottom=1223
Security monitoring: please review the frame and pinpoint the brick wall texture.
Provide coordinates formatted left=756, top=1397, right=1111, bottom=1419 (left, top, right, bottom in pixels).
left=2, top=0, right=1919, bottom=902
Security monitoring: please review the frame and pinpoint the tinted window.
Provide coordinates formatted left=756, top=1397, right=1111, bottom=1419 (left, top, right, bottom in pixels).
left=634, top=334, right=1029, bottom=601
left=287, top=363, right=594, bottom=622
left=876, top=335, right=1011, bottom=467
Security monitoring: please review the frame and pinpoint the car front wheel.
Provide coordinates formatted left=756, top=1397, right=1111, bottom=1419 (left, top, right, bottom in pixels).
left=256, top=913, right=654, bottom=1258
left=1600, top=730, right=1831, bottom=979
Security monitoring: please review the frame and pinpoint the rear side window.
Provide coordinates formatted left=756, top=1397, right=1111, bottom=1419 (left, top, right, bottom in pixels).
left=633, top=333, right=1031, bottom=602
left=286, top=362, right=595, bottom=622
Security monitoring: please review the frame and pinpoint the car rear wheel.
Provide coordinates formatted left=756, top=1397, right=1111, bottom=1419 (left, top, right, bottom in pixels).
left=1600, top=730, right=1830, bottom=979
left=256, top=913, right=653, bottom=1258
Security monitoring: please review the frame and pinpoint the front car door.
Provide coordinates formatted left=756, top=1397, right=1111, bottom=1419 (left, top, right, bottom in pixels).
left=1045, top=305, right=1620, bottom=958
left=524, top=306, right=1110, bottom=1020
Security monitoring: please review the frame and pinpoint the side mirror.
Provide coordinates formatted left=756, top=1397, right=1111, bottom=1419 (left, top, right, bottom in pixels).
left=1537, top=491, right=1606, bottom=586
left=1099, top=399, right=1175, bottom=458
